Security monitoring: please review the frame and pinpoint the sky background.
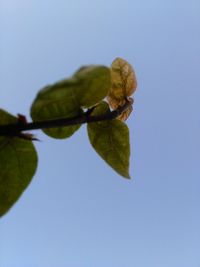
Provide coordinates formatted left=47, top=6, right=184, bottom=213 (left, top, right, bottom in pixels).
left=0, top=0, right=200, bottom=266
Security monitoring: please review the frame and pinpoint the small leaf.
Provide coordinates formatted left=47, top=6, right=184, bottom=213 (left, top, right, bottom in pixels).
left=31, top=80, right=82, bottom=139
left=107, top=58, right=137, bottom=121
left=0, top=109, right=38, bottom=217
left=87, top=102, right=130, bottom=178
left=118, top=98, right=134, bottom=121
left=74, top=65, right=111, bottom=108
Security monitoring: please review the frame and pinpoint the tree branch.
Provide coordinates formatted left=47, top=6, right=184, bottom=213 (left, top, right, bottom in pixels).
left=0, top=101, right=132, bottom=137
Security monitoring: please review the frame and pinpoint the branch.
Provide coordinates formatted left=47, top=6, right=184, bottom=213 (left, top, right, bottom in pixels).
left=0, top=101, right=132, bottom=137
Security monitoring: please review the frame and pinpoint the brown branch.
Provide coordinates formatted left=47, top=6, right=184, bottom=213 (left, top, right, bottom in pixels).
left=0, top=101, right=131, bottom=137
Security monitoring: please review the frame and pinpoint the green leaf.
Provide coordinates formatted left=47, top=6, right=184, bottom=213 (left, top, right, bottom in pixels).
left=0, top=109, right=38, bottom=217
left=87, top=102, right=131, bottom=178
left=31, top=65, right=111, bottom=139
left=31, top=80, right=82, bottom=139
left=74, top=65, right=111, bottom=108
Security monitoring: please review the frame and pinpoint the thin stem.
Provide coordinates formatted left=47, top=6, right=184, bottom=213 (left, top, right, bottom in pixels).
left=0, top=101, right=131, bottom=137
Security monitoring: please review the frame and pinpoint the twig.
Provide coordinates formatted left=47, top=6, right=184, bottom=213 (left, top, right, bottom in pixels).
left=0, top=101, right=131, bottom=137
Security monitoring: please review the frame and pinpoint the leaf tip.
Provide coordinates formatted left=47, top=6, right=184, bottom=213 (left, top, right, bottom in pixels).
left=123, top=173, right=131, bottom=179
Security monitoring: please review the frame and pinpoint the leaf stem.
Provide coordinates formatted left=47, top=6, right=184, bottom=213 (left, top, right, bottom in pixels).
left=0, top=101, right=132, bottom=137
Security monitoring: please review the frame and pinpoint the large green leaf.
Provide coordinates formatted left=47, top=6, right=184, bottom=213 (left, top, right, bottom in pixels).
left=0, top=109, right=38, bottom=217
left=87, top=102, right=130, bottom=178
left=31, top=65, right=111, bottom=139
left=74, top=65, right=111, bottom=108
left=31, top=80, right=82, bottom=139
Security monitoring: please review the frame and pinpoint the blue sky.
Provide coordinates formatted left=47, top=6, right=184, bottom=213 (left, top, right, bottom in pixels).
left=0, top=0, right=200, bottom=266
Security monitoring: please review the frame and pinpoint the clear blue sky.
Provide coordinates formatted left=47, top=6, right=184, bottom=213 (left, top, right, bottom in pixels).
left=0, top=0, right=200, bottom=266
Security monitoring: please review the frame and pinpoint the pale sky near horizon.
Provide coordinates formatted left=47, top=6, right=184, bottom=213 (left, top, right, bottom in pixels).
left=0, top=1, right=200, bottom=267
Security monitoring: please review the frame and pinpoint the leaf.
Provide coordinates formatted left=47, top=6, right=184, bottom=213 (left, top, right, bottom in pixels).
left=107, top=57, right=137, bottom=121
left=74, top=65, right=111, bottom=108
left=87, top=102, right=130, bottom=178
left=118, top=98, right=134, bottom=121
left=31, top=65, right=111, bottom=139
left=0, top=109, right=38, bottom=217
left=31, top=80, right=82, bottom=139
